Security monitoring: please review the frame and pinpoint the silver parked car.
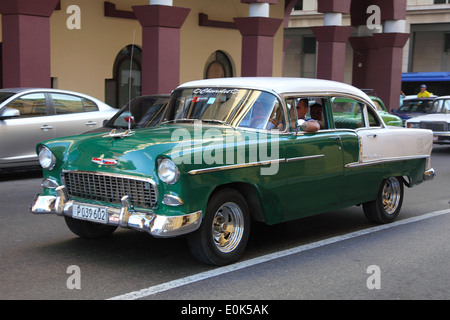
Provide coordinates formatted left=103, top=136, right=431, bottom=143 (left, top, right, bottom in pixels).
left=0, top=88, right=117, bottom=169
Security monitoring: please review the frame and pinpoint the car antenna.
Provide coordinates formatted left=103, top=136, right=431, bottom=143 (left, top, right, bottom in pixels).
left=103, top=30, right=136, bottom=139
left=127, top=29, right=136, bottom=133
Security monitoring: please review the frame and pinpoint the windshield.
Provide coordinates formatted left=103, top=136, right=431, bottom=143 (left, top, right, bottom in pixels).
left=428, top=99, right=450, bottom=114
left=399, top=99, right=432, bottom=113
left=105, top=96, right=168, bottom=129
left=165, top=87, right=285, bottom=130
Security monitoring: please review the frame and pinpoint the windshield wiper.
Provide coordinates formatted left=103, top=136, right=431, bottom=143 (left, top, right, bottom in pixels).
left=161, top=118, right=196, bottom=125
left=200, top=119, right=234, bottom=128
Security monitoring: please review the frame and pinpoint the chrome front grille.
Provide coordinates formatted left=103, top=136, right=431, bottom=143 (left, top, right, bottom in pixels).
left=421, top=121, right=448, bottom=132
left=63, top=171, right=158, bottom=208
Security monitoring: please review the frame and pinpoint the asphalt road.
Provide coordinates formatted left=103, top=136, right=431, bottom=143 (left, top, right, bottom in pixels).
left=0, top=145, right=449, bottom=304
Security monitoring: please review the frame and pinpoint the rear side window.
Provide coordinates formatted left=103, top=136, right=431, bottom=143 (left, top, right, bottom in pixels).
left=52, top=93, right=84, bottom=114
left=82, top=98, right=99, bottom=112
left=331, top=97, right=364, bottom=129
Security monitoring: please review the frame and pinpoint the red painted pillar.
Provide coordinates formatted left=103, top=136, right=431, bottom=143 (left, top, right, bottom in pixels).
left=312, top=0, right=353, bottom=82
left=0, top=0, right=59, bottom=88
left=132, top=5, right=190, bottom=95
left=311, top=26, right=353, bottom=82
left=373, top=33, right=409, bottom=110
left=234, top=16, right=282, bottom=77
left=349, top=36, right=380, bottom=89
left=349, top=0, right=408, bottom=110
left=234, top=1, right=282, bottom=77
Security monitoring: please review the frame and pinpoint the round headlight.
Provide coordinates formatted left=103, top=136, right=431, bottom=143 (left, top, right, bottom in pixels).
left=38, top=146, right=56, bottom=170
left=157, top=158, right=180, bottom=185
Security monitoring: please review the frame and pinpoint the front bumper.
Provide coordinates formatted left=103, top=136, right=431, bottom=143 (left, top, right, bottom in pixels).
left=31, top=186, right=202, bottom=238
left=433, top=132, right=450, bottom=144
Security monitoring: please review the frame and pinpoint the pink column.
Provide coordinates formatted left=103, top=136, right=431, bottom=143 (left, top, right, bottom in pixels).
left=234, top=16, right=282, bottom=77
left=349, top=0, right=408, bottom=111
left=373, top=33, right=409, bottom=110
left=311, top=26, right=353, bottom=82
left=132, top=5, right=190, bottom=95
left=0, top=0, right=59, bottom=88
left=349, top=36, right=380, bottom=89
left=311, top=0, right=353, bottom=82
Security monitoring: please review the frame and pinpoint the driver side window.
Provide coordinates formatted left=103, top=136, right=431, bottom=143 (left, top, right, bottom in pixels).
left=240, top=97, right=285, bottom=131
left=5, top=93, right=47, bottom=118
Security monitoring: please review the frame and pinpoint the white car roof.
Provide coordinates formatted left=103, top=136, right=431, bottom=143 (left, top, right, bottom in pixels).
left=178, top=77, right=374, bottom=105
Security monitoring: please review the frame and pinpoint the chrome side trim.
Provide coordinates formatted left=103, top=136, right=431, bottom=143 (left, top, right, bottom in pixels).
left=345, top=154, right=430, bottom=168
left=187, top=154, right=326, bottom=175
left=286, top=154, right=325, bottom=163
left=188, top=159, right=286, bottom=175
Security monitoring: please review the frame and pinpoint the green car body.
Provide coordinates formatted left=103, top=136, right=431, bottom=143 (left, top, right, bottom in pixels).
left=370, top=95, right=403, bottom=127
left=31, top=77, right=435, bottom=265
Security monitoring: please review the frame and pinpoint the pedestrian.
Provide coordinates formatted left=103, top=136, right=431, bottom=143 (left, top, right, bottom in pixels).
left=417, top=85, right=433, bottom=98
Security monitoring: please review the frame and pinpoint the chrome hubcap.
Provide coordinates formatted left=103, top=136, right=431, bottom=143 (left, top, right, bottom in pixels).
left=212, top=202, right=244, bottom=253
left=382, top=178, right=401, bottom=215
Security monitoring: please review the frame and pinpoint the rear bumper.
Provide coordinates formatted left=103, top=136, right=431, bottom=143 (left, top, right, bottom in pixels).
left=423, top=168, right=435, bottom=181
left=31, top=186, right=202, bottom=238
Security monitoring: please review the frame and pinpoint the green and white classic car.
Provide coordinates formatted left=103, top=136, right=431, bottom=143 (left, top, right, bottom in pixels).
left=31, top=78, right=435, bottom=265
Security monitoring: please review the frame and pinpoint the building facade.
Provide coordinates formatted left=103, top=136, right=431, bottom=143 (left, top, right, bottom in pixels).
left=286, top=0, right=450, bottom=107
left=0, top=0, right=293, bottom=108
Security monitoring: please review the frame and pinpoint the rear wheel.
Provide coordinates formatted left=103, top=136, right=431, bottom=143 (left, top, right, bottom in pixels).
left=64, top=216, right=117, bottom=238
left=363, top=177, right=403, bottom=224
left=187, top=188, right=250, bottom=265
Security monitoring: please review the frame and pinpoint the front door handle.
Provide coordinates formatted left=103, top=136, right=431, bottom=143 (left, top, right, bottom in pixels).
left=40, top=125, right=54, bottom=131
left=329, top=136, right=341, bottom=142
left=86, top=121, right=97, bottom=127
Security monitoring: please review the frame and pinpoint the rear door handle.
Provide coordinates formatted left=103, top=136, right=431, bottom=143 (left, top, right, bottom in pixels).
left=329, top=136, right=341, bottom=142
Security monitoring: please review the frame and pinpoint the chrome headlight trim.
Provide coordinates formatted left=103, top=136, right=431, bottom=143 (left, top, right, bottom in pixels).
left=157, top=157, right=180, bottom=185
left=38, top=146, right=56, bottom=170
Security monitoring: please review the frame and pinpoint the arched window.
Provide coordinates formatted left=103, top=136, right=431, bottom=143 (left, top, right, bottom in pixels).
left=204, top=50, right=233, bottom=79
left=105, top=45, right=142, bottom=108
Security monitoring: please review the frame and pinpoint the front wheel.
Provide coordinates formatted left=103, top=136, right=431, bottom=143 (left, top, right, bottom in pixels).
left=363, top=177, right=404, bottom=224
left=187, top=188, right=250, bottom=266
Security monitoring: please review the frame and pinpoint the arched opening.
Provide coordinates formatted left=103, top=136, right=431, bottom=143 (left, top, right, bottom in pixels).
left=204, top=50, right=234, bottom=79
left=105, top=45, right=142, bottom=108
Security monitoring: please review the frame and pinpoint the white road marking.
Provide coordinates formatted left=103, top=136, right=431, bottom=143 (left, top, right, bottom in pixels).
left=108, top=208, right=450, bottom=300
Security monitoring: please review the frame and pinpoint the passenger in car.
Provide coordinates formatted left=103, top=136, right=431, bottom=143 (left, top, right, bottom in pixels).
left=294, top=99, right=320, bottom=132
left=310, top=103, right=325, bottom=129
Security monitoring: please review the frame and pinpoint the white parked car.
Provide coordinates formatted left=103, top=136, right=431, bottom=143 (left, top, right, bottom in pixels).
left=0, top=88, right=117, bottom=169
left=406, top=95, right=450, bottom=145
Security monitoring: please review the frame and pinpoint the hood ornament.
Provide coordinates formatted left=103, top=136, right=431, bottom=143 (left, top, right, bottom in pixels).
left=102, top=129, right=135, bottom=139
left=92, top=157, right=118, bottom=166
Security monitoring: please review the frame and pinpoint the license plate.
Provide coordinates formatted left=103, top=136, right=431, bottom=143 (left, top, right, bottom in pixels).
left=72, top=203, right=108, bottom=224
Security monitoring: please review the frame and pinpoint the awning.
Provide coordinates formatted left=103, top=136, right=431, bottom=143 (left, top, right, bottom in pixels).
left=402, top=72, right=450, bottom=82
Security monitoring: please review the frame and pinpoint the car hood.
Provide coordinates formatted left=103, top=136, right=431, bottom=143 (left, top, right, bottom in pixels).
left=40, top=124, right=261, bottom=176
left=407, top=114, right=450, bottom=123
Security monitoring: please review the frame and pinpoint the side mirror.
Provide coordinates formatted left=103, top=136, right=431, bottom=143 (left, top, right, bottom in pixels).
left=0, top=108, right=20, bottom=120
